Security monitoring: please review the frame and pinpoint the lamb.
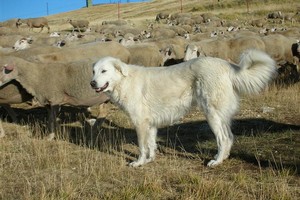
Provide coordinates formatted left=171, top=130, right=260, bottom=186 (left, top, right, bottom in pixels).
left=16, top=17, right=50, bottom=33
left=67, top=19, right=89, bottom=33
left=0, top=56, right=109, bottom=140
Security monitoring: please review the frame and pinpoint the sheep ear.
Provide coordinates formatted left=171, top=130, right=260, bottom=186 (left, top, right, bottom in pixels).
left=3, top=64, right=14, bottom=74
left=114, top=61, right=128, bottom=77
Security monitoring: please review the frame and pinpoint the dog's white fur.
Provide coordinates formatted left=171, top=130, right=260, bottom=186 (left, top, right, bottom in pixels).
left=91, top=49, right=276, bottom=167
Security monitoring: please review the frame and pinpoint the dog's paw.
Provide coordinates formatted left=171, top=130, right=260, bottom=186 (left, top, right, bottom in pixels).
left=207, top=159, right=222, bottom=167
left=46, top=133, right=55, bottom=141
left=128, top=161, right=143, bottom=167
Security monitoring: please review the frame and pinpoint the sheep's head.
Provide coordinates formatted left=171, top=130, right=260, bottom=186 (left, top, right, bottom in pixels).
left=16, top=18, right=22, bottom=28
left=12, top=38, right=32, bottom=51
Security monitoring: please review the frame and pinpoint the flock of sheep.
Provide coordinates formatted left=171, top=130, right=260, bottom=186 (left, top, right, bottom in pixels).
left=0, top=9, right=300, bottom=139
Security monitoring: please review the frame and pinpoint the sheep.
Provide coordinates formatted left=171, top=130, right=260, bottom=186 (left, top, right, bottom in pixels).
left=16, top=17, right=50, bottom=33
left=262, top=34, right=297, bottom=65
left=169, top=13, right=192, bottom=21
left=226, top=36, right=265, bottom=63
left=0, top=56, right=110, bottom=140
left=155, top=12, right=169, bottom=22
left=127, top=43, right=163, bottom=67
left=28, top=41, right=131, bottom=64
left=174, top=17, right=195, bottom=26
left=184, top=33, right=207, bottom=41
left=168, top=25, right=187, bottom=36
left=144, top=28, right=177, bottom=39
left=184, top=36, right=265, bottom=63
left=12, top=37, right=33, bottom=51
left=267, top=11, right=282, bottom=19
left=251, top=19, right=266, bottom=27
left=67, top=19, right=89, bottom=33
left=50, top=32, right=61, bottom=37
left=184, top=38, right=228, bottom=61
left=10, top=45, right=62, bottom=60
left=160, top=44, right=186, bottom=66
left=119, top=37, right=139, bottom=47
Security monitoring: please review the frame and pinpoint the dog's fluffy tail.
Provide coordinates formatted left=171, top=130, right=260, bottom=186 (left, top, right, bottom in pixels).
left=231, top=49, right=277, bottom=94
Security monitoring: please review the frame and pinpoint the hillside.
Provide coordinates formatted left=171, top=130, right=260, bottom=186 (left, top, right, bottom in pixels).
left=45, top=0, right=300, bottom=30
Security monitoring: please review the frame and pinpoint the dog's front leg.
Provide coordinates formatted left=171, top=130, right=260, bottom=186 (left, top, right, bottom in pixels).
left=129, top=124, right=148, bottom=167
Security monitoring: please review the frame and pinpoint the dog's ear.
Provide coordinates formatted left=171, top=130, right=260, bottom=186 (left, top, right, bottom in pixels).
left=114, top=60, right=128, bottom=76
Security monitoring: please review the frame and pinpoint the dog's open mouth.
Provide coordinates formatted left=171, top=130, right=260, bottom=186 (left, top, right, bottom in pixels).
left=96, top=82, right=109, bottom=92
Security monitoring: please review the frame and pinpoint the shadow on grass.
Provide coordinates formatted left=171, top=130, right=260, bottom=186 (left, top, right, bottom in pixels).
left=1, top=105, right=299, bottom=174
left=67, top=116, right=300, bottom=175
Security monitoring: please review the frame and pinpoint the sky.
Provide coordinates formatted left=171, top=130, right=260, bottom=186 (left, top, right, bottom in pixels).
left=0, top=0, right=147, bottom=22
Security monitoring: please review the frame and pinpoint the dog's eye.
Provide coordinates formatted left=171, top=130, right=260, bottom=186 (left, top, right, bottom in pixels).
left=101, top=70, right=107, bottom=73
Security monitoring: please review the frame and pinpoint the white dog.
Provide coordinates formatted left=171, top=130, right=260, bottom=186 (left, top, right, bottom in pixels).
left=90, top=49, right=276, bottom=167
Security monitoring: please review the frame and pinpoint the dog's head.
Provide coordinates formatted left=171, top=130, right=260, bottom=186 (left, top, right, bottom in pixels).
left=90, top=56, right=128, bottom=93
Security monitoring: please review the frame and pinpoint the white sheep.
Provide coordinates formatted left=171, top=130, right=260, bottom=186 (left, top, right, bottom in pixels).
left=12, top=37, right=33, bottom=51
left=0, top=56, right=109, bottom=140
left=67, top=19, right=89, bottom=33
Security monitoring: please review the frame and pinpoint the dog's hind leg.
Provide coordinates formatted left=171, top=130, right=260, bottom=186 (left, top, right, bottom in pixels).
left=205, top=112, right=234, bottom=167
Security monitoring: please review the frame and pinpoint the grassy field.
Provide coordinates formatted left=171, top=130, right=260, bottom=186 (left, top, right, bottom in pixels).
left=1, top=0, right=300, bottom=199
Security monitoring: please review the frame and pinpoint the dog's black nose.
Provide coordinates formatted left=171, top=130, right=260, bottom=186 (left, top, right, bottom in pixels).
left=90, top=80, right=96, bottom=88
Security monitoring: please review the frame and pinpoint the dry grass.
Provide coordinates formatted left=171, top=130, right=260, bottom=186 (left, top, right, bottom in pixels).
left=1, top=0, right=300, bottom=199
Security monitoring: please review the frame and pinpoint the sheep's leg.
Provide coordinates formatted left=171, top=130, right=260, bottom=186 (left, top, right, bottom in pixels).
left=39, top=26, right=44, bottom=33
left=0, top=120, right=5, bottom=138
left=46, top=105, right=60, bottom=141
left=2, top=104, right=18, bottom=122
